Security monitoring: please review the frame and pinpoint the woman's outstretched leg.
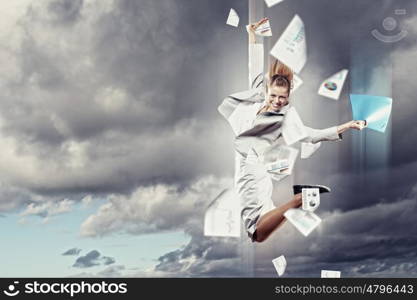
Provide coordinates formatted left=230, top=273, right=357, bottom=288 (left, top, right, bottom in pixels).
left=253, top=193, right=302, bottom=243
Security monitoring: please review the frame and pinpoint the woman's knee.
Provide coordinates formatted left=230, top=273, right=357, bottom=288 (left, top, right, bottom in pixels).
left=253, top=230, right=266, bottom=243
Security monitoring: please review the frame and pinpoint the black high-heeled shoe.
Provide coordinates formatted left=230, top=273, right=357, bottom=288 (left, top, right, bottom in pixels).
left=293, top=184, right=331, bottom=195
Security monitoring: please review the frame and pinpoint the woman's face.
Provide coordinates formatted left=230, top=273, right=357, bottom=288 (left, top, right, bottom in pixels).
left=265, top=85, right=289, bottom=113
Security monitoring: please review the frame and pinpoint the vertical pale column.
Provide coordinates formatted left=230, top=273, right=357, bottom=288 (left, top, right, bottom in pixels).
left=350, top=33, right=392, bottom=193
left=239, top=0, right=265, bottom=277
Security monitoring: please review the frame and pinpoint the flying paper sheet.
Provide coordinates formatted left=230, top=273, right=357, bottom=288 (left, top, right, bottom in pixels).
left=350, top=94, right=392, bottom=133
left=264, top=0, right=285, bottom=8
left=301, top=142, right=321, bottom=159
left=262, top=145, right=299, bottom=180
left=270, top=15, right=307, bottom=73
left=274, top=147, right=298, bottom=176
left=204, top=189, right=241, bottom=237
left=318, top=69, right=349, bottom=100
left=226, top=8, right=239, bottom=27
left=255, top=18, right=272, bottom=37
left=321, top=270, right=341, bottom=278
left=292, top=74, right=303, bottom=93
left=266, top=159, right=289, bottom=174
left=282, top=106, right=308, bottom=145
left=302, top=188, right=320, bottom=212
left=284, top=208, right=322, bottom=237
left=272, top=255, right=287, bottom=277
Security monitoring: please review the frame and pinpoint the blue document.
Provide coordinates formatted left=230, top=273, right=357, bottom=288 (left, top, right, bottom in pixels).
left=350, top=94, right=392, bottom=133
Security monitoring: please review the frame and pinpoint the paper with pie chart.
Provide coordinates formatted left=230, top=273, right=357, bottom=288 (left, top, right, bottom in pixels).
left=350, top=94, right=392, bottom=133
left=318, top=69, right=348, bottom=100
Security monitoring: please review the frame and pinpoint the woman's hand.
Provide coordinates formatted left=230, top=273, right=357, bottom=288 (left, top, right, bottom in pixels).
left=247, top=17, right=268, bottom=44
left=349, top=120, right=367, bottom=130
left=337, top=120, right=367, bottom=134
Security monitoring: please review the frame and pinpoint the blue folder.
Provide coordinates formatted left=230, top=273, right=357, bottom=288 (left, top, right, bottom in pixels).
left=350, top=94, right=392, bottom=133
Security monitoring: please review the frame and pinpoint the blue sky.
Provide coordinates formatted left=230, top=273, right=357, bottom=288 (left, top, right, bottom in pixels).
left=0, top=200, right=189, bottom=277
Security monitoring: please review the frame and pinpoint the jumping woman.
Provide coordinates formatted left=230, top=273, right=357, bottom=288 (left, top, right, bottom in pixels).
left=218, top=18, right=366, bottom=243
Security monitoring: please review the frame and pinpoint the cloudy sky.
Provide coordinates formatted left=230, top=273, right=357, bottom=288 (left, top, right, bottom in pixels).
left=0, top=0, right=416, bottom=278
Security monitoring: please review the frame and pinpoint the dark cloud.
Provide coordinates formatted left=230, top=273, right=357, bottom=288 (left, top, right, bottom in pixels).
left=47, top=0, right=84, bottom=24
left=73, top=250, right=101, bottom=268
left=72, top=250, right=115, bottom=268
left=79, top=176, right=231, bottom=237
left=0, top=183, right=33, bottom=213
left=154, top=227, right=244, bottom=277
left=62, top=248, right=82, bottom=256
left=20, top=199, right=74, bottom=221
left=0, top=0, right=242, bottom=200
left=102, top=256, right=115, bottom=266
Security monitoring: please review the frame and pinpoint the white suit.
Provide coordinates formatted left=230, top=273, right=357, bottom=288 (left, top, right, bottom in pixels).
left=218, top=44, right=342, bottom=241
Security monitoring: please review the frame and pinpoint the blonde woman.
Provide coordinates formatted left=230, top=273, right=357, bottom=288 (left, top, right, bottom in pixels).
left=218, top=18, right=366, bottom=243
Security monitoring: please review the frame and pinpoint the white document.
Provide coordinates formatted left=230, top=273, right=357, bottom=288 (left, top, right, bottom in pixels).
left=282, top=106, right=308, bottom=146
left=275, top=146, right=298, bottom=176
left=272, top=255, right=287, bottom=276
left=301, top=142, right=321, bottom=159
left=266, top=159, right=289, bottom=174
left=302, top=188, right=320, bottom=212
left=262, top=145, right=299, bottom=178
left=255, top=18, right=272, bottom=37
left=264, top=0, right=285, bottom=8
left=284, top=208, right=322, bottom=237
left=204, top=189, right=241, bottom=237
left=270, top=15, right=307, bottom=73
left=226, top=8, right=239, bottom=27
left=292, top=74, right=303, bottom=93
left=318, top=69, right=349, bottom=100
left=321, top=270, right=341, bottom=278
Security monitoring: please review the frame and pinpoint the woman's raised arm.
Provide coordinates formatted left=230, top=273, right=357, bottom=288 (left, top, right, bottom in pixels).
left=247, top=18, right=268, bottom=89
left=247, top=17, right=268, bottom=44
